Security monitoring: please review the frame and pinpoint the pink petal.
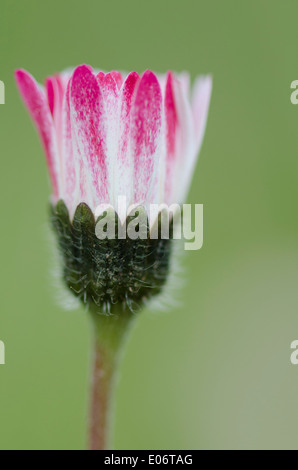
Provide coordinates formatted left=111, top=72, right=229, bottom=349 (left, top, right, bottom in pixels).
left=96, top=72, right=120, bottom=127
left=131, top=70, right=162, bottom=204
left=97, top=71, right=105, bottom=81
left=164, top=71, right=178, bottom=201
left=97, top=72, right=119, bottom=100
left=46, top=76, right=64, bottom=118
left=46, top=75, right=67, bottom=157
left=165, top=72, right=177, bottom=156
left=70, top=65, right=109, bottom=206
left=15, top=69, right=60, bottom=197
left=110, top=71, right=123, bottom=90
left=46, top=78, right=55, bottom=116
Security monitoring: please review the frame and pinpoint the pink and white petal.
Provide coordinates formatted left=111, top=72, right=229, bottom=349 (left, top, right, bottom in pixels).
left=154, top=120, right=167, bottom=206
left=15, top=69, right=60, bottom=198
left=178, top=71, right=190, bottom=97
left=116, top=71, right=140, bottom=210
left=170, top=78, right=196, bottom=204
left=59, top=71, right=73, bottom=91
left=191, top=75, right=212, bottom=153
left=96, top=72, right=122, bottom=206
left=69, top=108, right=97, bottom=212
left=96, top=72, right=120, bottom=129
left=97, top=72, right=119, bottom=101
left=46, top=76, right=65, bottom=119
left=68, top=81, right=93, bottom=212
left=164, top=71, right=179, bottom=202
left=60, top=79, right=77, bottom=215
left=70, top=65, right=109, bottom=207
left=110, top=71, right=123, bottom=90
left=46, top=75, right=67, bottom=157
left=131, top=70, right=162, bottom=205
left=156, top=73, right=167, bottom=97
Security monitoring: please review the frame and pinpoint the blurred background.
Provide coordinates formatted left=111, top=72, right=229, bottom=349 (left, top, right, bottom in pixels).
left=0, top=0, right=298, bottom=450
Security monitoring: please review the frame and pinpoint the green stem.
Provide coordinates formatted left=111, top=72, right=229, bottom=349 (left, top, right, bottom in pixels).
left=88, top=310, right=134, bottom=450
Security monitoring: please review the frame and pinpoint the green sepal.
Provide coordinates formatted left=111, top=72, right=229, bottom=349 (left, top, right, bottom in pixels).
left=50, top=201, right=174, bottom=315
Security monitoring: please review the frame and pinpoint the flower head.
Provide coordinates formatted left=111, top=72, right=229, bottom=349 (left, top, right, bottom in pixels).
left=15, top=65, right=212, bottom=314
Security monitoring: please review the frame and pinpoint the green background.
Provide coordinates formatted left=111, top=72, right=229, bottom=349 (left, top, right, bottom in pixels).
left=0, top=0, right=298, bottom=450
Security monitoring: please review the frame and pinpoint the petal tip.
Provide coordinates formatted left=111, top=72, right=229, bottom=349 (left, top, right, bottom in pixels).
left=14, top=68, right=32, bottom=88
